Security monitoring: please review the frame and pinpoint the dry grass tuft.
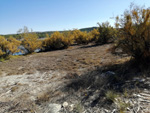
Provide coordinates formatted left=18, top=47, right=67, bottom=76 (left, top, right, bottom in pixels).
left=11, top=86, right=19, bottom=92
left=36, top=92, right=50, bottom=104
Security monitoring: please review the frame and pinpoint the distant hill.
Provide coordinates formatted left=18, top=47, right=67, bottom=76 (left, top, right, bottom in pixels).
left=36, top=27, right=98, bottom=38
left=1, top=27, right=98, bottom=39
left=80, top=27, right=98, bottom=32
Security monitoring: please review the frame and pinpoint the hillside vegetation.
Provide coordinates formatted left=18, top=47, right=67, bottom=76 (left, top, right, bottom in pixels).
left=0, top=25, right=115, bottom=60
left=1, top=27, right=98, bottom=39
left=0, top=4, right=150, bottom=113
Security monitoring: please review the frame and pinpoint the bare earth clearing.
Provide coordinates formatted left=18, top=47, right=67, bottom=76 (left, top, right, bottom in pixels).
left=0, top=44, right=121, bottom=76
left=0, top=44, right=149, bottom=113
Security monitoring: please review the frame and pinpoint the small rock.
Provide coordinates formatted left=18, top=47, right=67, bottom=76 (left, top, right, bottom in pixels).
left=111, top=109, right=116, bottom=113
left=139, top=79, right=145, bottom=82
left=106, top=71, right=115, bottom=75
left=104, top=109, right=110, bottom=113
left=101, top=71, right=115, bottom=77
left=48, top=103, right=61, bottom=113
left=127, top=107, right=130, bottom=111
left=63, top=102, right=68, bottom=108
left=69, top=104, right=74, bottom=111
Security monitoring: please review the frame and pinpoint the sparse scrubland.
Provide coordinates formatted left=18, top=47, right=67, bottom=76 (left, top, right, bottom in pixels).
left=0, top=4, right=150, bottom=113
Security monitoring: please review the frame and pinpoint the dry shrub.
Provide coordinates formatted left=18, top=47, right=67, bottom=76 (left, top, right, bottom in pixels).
left=115, top=4, right=150, bottom=63
left=72, top=29, right=90, bottom=44
left=42, top=34, right=51, bottom=50
left=42, top=31, right=72, bottom=50
left=0, top=36, right=9, bottom=57
left=7, top=36, right=21, bottom=54
left=105, top=90, right=118, bottom=102
left=17, top=26, right=42, bottom=54
left=88, top=28, right=100, bottom=42
left=22, top=33, right=42, bottom=53
left=0, top=36, right=21, bottom=57
left=96, top=22, right=117, bottom=44
left=43, top=29, right=100, bottom=49
left=63, top=31, right=74, bottom=45
left=36, top=92, right=50, bottom=104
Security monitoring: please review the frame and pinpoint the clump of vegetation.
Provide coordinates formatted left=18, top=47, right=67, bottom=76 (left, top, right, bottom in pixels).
left=42, top=34, right=51, bottom=51
left=115, top=99, right=131, bottom=113
left=115, top=5, right=150, bottom=63
left=105, top=90, right=131, bottom=113
left=105, top=90, right=118, bottom=102
left=11, top=86, right=19, bottom=92
left=18, top=26, right=42, bottom=53
left=62, top=31, right=74, bottom=45
left=36, top=92, right=50, bottom=104
left=43, top=29, right=100, bottom=49
left=0, top=57, right=5, bottom=62
left=0, top=55, right=20, bottom=62
left=96, top=22, right=116, bottom=44
left=72, top=29, right=89, bottom=44
left=22, top=32, right=42, bottom=53
left=0, top=36, right=8, bottom=57
left=7, top=36, right=21, bottom=54
left=74, top=102, right=84, bottom=113
left=0, top=36, right=21, bottom=58
left=88, top=28, right=100, bottom=42
left=42, top=31, right=72, bottom=50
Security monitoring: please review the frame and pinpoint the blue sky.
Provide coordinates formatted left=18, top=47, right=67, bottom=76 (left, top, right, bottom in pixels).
left=0, top=0, right=150, bottom=35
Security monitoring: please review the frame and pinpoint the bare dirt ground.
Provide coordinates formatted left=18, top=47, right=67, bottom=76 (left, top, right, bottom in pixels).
left=0, top=44, right=123, bottom=76
left=0, top=43, right=149, bottom=113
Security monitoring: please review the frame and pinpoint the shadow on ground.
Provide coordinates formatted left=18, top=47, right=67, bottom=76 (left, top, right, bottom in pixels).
left=63, top=59, right=150, bottom=108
